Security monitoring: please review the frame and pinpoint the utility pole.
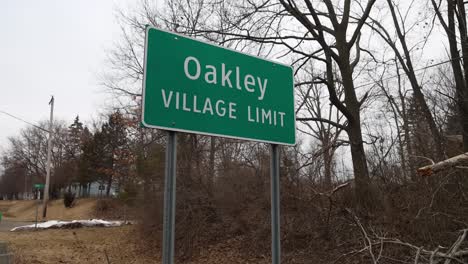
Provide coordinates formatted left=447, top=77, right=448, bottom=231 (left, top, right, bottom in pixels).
left=42, top=96, right=54, bottom=218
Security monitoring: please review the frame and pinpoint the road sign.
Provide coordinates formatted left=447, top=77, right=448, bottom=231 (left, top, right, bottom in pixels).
left=34, top=184, right=44, bottom=189
left=142, top=27, right=296, bottom=145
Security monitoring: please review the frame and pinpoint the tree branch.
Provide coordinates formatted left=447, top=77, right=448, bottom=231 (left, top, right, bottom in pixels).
left=297, top=116, right=348, bottom=131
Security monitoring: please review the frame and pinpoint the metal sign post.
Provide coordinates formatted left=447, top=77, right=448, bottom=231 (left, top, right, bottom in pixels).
left=35, top=198, right=39, bottom=230
left=34, top=184, right=44, bottom=230
left=270, top=144, right=281, bottom=264
left=162, top=131, right=177, bottom=264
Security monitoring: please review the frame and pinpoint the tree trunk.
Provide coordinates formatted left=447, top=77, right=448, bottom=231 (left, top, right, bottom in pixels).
left=347, top=114, right=373, bottom=206
left=396, top=68, right=416, bottom=180
left=338, top=55, right=373, bottom=208
left=455, top=0, right=468, bottom=152
left=323, top=136, right=332, bottom=189
left=434, top=0, right=468, bottom=152
left=410, top=81, right=444, bottom=159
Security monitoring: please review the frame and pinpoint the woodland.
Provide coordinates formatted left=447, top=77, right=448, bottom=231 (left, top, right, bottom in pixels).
left=1, top=0, right=468, bottom=263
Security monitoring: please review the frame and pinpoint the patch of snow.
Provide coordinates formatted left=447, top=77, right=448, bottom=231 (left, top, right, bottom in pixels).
left=10, top=219, right=128, bottom=232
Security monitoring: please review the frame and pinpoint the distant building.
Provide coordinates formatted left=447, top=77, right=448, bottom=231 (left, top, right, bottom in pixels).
left=64, top=182, right=118, bottom=198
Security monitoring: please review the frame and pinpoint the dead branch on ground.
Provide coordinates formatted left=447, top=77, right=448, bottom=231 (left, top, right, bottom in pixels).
left=418, top=153, right=468, bottom=177
left=344, top=209, right=468, bottom=264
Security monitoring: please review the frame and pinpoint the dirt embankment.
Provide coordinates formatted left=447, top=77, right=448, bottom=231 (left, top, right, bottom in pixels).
left=0, top=199, right=97, bottom=221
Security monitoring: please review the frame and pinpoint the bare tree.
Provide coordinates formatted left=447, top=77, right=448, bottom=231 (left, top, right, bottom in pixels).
left=367, top=0, right=445, bottom=160
left=297, top=73, right=345, bottom=188
left=431, top=0, right=468, bottom=152
left=277, top=0, right=378, bottom=207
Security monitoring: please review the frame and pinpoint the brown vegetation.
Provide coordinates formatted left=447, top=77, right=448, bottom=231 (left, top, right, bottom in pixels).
left=131, top=157, right=468, bottom=263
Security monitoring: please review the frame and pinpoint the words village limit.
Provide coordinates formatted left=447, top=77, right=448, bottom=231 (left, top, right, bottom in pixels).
left=160, top=56, right=287, bottom=127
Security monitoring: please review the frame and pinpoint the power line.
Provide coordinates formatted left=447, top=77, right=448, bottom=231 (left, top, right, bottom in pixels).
left=354, top=56, right=463, bottom=89
left=0, top=110, right=48, bottom=132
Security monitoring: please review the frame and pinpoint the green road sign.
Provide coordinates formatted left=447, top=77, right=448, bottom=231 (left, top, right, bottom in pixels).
left=34, top=184, right=44, bottom=189
left=142, top=27, right=295, bottom=145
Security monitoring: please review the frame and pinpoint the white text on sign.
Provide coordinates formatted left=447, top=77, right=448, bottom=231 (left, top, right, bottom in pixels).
left=183, top=56, right=269, bottom=101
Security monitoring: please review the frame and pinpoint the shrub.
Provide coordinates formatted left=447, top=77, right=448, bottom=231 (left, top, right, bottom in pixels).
left=63, top=191, right=75, bottom=208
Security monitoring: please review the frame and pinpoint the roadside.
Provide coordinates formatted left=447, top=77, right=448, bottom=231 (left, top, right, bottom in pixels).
left=0, top=199, right=148, bottom=263
left=0, top=225, right=156, bottom=264
left=0, top=226, right=271, bottom=264
left=0, top=199, right=273, bottom=263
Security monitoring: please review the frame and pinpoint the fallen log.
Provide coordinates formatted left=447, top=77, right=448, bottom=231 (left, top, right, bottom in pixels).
left=418, top=152, right=468, bottom=176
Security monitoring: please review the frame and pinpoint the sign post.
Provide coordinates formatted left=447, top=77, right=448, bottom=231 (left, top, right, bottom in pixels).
left=35, top=199, right=39, bottom=229
left=162, top=131, right=177, bottom=264
left=34, top=184, right=44, bottom=229
left=271, top=144, right=280, bottom=264
left=142, top=26, right=295, bottom=264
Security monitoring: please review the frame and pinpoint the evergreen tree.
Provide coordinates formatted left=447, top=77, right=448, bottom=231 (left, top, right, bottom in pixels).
left=95, top=111, right=130, bottom=196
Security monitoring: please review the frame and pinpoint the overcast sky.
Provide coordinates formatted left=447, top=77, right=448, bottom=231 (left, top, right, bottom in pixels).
left=0, top=0, right=132, bottom=153
left=0, top=0, right=449, bottom=156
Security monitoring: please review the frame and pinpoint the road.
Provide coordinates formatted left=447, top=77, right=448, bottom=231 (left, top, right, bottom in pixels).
left=0, top=220, right=33, bottom=232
